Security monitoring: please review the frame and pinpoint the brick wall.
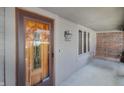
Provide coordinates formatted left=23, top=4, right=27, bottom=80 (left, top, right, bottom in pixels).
left=96, top=32, right=124, bottom=58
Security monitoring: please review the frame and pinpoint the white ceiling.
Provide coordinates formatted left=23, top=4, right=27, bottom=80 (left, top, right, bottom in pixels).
left=42, top=7, right=124, bottom=31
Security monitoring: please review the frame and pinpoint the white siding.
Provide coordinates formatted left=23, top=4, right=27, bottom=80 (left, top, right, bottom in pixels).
left=5, top=8, right=16, bottom=86
left=0, top=8, right=5, bottom=86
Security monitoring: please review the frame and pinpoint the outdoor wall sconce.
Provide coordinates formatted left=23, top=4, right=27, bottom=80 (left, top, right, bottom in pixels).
left=64, top=30, right=72, bottom=41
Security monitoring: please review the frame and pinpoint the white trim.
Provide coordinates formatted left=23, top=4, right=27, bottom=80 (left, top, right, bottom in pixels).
left=96, top=30, right=122, bottom=33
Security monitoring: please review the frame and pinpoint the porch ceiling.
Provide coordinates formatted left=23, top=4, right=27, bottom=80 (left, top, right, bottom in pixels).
left=42, top=7, right=124, bottom=31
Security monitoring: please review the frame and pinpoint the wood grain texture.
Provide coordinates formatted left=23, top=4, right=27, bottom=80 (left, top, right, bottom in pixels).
left=16, top=8, right=54, bottom=86
left=25, top=19, right=49, bottom=85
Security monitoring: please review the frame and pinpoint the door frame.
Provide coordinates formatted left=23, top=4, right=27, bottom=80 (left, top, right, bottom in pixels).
left=16, top=8, right=54, bottom=86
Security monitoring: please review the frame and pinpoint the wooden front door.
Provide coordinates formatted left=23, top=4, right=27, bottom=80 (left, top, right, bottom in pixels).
left=16, top=8, right=54, bottom=86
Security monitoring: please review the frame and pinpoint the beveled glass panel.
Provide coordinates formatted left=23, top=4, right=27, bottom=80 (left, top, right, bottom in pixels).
left=24, top=18, right=50, bottom=85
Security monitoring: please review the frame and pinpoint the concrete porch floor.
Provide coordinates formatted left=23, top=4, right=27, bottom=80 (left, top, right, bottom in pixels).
left=60, top=59, right=124, bottom=86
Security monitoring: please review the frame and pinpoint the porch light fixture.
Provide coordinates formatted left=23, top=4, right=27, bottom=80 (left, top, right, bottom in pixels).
left=64, top=30, right=72, bottom=41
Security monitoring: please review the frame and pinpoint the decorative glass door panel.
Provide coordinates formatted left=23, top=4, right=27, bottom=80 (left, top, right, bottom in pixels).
left=25, top=18, right=50, bottom=85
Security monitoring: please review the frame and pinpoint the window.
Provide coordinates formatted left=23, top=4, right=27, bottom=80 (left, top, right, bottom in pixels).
left=78, top=30, right=82, bottom=54
left=88, top=32, right=90, bottom=52
left=78, top=31, right=90, bottom=54
left=84, top=32, right=86, bottom=53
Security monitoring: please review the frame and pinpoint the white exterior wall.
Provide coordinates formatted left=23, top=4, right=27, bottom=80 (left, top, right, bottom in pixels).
left=0, top=8, right=5, bottom=86
left=5, top=8, right=16, bottom=86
